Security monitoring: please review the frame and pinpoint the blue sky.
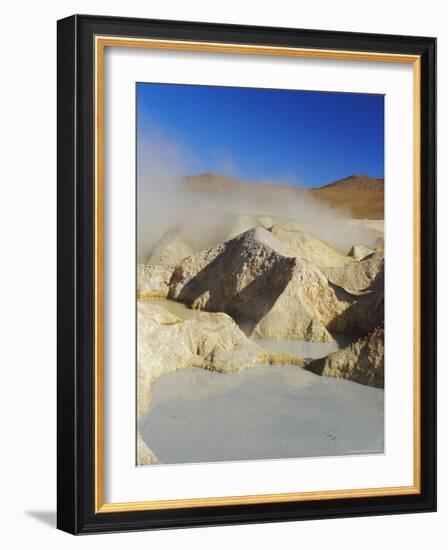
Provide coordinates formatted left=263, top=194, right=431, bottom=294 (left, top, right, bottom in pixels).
left=137, top=83, right=384, bottom=188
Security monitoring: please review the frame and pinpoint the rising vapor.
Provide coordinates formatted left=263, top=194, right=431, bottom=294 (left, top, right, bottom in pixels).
left=137, top=137, right=380, bottom=263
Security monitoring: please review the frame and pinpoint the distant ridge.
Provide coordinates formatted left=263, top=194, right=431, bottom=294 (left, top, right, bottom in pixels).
left=184, top=172, right=384, bottom=220
left=318, top=174, right=384, bottom=191
left=311, top=174, right=384, bottom=219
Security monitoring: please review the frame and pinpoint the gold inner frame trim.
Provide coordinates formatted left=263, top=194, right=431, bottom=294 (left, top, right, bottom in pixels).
left=94, top=35, right=422, bottom=513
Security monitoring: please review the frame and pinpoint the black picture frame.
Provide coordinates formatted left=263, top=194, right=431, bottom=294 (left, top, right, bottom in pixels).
left=57, top=14, right=436, bottom=534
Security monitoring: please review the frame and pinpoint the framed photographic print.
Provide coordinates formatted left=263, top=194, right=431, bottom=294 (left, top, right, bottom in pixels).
left=57, top=14, right=436, bottom=534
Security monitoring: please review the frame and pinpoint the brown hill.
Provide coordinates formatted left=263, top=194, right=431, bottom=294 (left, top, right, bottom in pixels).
left=184, top=172, right=384, bottom=220
left=310, top=174, right=384, bottom=219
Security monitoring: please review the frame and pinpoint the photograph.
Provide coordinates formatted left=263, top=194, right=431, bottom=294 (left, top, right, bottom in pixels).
left=136, top=83, right=386, bottom=466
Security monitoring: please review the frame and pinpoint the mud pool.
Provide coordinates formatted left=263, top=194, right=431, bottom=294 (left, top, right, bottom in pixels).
left=139, top=363, right=384, bottom=465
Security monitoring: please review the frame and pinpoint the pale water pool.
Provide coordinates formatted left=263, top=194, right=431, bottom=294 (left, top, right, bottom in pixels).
left=139, top=298, right=384, bottom=464
left=139, top=364, right=384, bottom=465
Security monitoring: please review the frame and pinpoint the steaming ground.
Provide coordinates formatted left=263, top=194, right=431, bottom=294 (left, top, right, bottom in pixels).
left=138, top=173, right=380, bottom=262
left=136, top=144, right=385, bottom=465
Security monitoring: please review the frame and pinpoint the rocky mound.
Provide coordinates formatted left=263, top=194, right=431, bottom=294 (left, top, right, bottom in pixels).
left=348, top=244, right=375, bottom=261
left=269, top=223, right=352, bottom=268
left=168, top=227, right=354, bottom=341
left=251, top=258, right=351, bottom=342
left=148, top=227, right=194, bottom=266
left=137, top=301, right=304, bottom=417
left=224, top=214, right=277, bottom=241
left=168, top=226, right=295, bottom=311
left=327, top=266, right=384, bottom=336
left=305, top=326, right=384, bottom=387
left=323, top=250, right=384, bottom=292
left=137, top=264, right=174, bottom=298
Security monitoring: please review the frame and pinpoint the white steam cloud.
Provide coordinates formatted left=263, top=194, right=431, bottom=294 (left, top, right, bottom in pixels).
left=137, top=137, right=380, bottom=263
